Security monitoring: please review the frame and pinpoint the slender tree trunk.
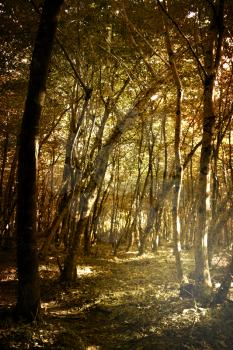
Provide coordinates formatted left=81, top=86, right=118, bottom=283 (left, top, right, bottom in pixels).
left=15, top=0, right=63, bottom=321
left=195, top=0, right=225, bottom=291
left=0, top=131, right=9, bottom=245
left=40, top=192, right=73, bottom=258
left=133, top=123, right=146, bottom=254
left=138, top=121, right=156, bottom=254
left=91, top=176, right=112, bottom=244
left=195, top=78, right=215, bottom=288
left=162, top=5, right=184, bottom=282
left=1, top=153, right=17, bottom=245
left=0, top=131, right=9, bottom=216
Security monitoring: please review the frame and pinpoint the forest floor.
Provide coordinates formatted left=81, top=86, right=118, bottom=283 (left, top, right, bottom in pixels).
left=0, top=244, right=233, bottom=350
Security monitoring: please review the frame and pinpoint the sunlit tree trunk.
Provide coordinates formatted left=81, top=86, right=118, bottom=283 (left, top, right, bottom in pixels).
left=138, top=120, right=156, bottom=255
left=208, top=129, right=221, bottom=264
left=195, top=81, right=215, bottom=288
left=133, top=123, right=147, bottom=254
left=126, top=125, right=146, bottom=252
left=162, top=5, right=184, bottom=282
left=109, top=156, right=120, bottom=253
left=195, top=0, right=225, bottom=291
left=15, top=0, right=63, bottom=321
left=151, top=110, right=168, bottom=252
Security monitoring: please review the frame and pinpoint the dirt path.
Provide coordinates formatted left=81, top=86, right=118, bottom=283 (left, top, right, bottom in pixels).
left=0, top=247, right=233, bottom=349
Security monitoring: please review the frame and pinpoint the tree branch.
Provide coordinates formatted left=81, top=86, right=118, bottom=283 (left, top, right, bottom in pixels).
left=156, top=0, right=207, bottom=81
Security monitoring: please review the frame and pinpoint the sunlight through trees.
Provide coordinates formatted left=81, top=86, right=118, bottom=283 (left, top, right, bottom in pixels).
left=0, top=0, right=233, bottom=347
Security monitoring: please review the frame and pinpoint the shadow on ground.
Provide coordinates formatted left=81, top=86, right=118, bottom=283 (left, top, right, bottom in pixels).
left=0, top=247, right=233, bottom=349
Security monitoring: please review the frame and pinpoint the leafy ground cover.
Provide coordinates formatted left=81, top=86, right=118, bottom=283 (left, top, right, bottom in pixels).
left=0, top=245, right=232, bottom=349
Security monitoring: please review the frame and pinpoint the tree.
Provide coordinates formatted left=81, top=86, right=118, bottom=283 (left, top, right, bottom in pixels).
left=195, top=0, right=225, bottom=292
left=159, top=0, right=185, bottom=283
left=211, top=253, right=233, bottom=305
left=15, top=0, right=63, bottom=321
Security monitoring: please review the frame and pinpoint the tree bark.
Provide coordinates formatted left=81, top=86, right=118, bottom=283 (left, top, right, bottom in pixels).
left=162, top=3, right=184, bottom=282
left=195, top=1, right=225, bottom=292
left=15, top=0, right=63, bottom=321
left=211, top=254, right=233, bottom=305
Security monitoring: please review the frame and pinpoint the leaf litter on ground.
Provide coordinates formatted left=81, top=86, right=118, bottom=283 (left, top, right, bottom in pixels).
left=0, top=244, right=233, bottom=349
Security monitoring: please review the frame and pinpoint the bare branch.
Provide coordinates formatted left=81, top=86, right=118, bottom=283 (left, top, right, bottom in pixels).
left=183, top=141, right=202, bottom=170
left=30, top=0, right=90, bottom=94
left=156, top=0, right=207, bottom=81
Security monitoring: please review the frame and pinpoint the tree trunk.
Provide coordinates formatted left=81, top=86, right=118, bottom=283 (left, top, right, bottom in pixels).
left=162, top=4, right=184, bottom=282
left=0, top=131, right=9, bottom=218
left=195, top=78, right=215, bottom=288
left=15, top=0, right=63, bottom=321
left=61, top=216, right=88, bottom=283
left=211, top=254, right=233, bottom=305
left=195, top=0, right=225, bottom=292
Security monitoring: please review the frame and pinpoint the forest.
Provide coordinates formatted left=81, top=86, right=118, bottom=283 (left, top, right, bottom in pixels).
left=0, top=0, right=233, bottom=349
